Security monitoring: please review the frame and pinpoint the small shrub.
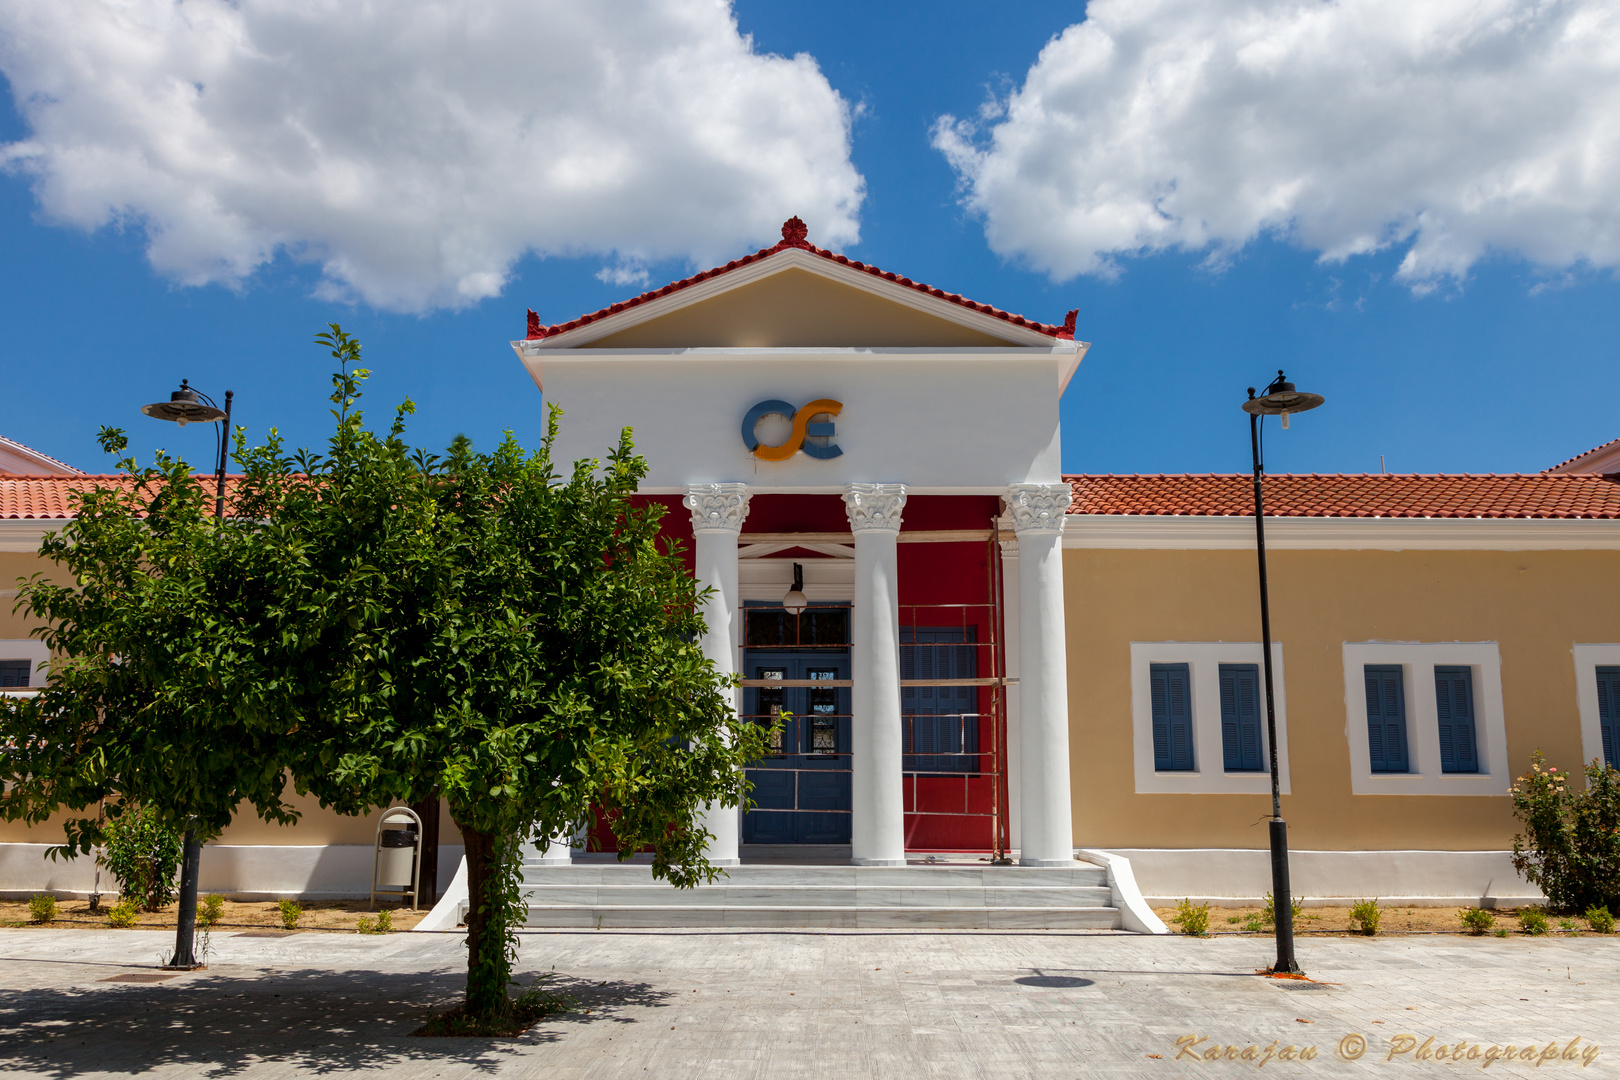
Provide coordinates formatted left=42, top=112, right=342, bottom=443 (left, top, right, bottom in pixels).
left=28, top=894, right=57, bottom=924
left=1348, top=899, right=1382, bottom=936
left=356, top=915, right=378, bottom=935
left=376, top=909, right=393, bottom=934
left=100, top=806, right=184, bottom=913
left=1171, top=898, right=1210, bottom=937
left=105, top=899, right=140, bottom=929
left=1493, top=927, right=1509, bottom=937
left=1225, top=915, right=1242, bottom=924
left=1510, top=753, right=1620, bottom=914
left=1585, top=905, right=1615, bottom=934
left=1459, top=907, right=1495, bottom=935
left=1558, top=918, right=1580, bottom=934
left=1518, top=908, right=1550, bottom=936
left=198, top=895, right=225, bottom=929
left=1261, top=892, right=1304, bottom=926
left=1243, top=916, right=1266, bottom=933
left=276, top=899, right=303, bottom=930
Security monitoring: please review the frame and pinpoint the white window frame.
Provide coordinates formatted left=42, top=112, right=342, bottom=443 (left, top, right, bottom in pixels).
left=1572, top=644, right=1620, bottom=770
left=1130, top=642, right=1290, bottom=795
left=1341, top=642, right=1507, bottom=795
left=0, top=638, right=49, bottom=693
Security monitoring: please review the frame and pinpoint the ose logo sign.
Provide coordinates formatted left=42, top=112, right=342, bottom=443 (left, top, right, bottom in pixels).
left=742, top=399, right=843, bottom=461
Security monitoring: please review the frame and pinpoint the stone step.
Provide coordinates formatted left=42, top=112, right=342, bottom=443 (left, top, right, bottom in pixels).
left=521, top=884, right=1115, bottom=908
left=518, top=863, right=1109, bottom=888
left=522, top=905, right=1122, bottom=930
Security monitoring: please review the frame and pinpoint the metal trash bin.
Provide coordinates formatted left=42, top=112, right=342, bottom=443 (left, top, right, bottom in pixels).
left=371, top=807, right=423, bottom=910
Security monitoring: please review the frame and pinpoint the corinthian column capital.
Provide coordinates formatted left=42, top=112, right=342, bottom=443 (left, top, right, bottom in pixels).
left=684, top=483, right=751, bottom=534
left=1004, top=483, right=1073, bottom=536
left=842, top=483, right=906, bottom=534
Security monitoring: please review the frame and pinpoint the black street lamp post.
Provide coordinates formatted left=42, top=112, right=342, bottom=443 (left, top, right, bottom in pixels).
left=141, top=379, right=234, bottom=970
left=1241, top=371, right=1323, bottom=977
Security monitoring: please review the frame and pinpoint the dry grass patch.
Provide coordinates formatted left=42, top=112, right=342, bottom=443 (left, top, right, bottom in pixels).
left=1150, top=905, right=1578, bottom=935
left=0, top=897, right=428, bottom=932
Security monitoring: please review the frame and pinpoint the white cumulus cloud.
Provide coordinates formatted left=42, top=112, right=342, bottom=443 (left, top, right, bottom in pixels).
left=0, top=0, right=863, bottom=311
left=933, top=0, right=1620, bottom=292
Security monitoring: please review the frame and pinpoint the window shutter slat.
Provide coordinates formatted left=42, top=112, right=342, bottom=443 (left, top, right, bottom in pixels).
left=1435, top=666, right=1478, bottom=774
left=1598, top=667, right=1620, bottom=769
left=1364, top=665, right=1408, bottom=773
left=1218, top=663, right=1262, bottom=772
left=1151, top=663, right=1193, bottom=771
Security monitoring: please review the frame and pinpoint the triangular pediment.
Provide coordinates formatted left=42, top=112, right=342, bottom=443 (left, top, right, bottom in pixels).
left=580, top=265, right=1031, bottom=349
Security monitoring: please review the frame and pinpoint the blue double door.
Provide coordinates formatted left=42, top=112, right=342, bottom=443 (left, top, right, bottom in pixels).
left=742, top=650, right=852, bottom=845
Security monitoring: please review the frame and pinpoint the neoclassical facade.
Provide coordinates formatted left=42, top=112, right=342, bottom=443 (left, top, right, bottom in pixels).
left=513, top=218, right=1089, bottom=867
left=4, top=223, right=1620, bottom=912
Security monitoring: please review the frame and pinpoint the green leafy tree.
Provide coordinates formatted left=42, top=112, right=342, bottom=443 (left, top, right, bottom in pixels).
left=0, top=424, right=304, bottom=957
left=238, top=327, right=767, bottom=1026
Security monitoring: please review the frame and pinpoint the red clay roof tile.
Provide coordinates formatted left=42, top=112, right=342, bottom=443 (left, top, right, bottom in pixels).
left=0, top=475, right=244, bottom=520
left=1064, top=473, right=1620, bottom=519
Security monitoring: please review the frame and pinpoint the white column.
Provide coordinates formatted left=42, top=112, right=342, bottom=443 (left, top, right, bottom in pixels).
left=684, top=483, right=751, bottom=867
left=843, top=483, right=907, bottom=866
left=998, top=533, right=1023, bottom=850
left=1004, top=484, right=1075, bottom=866
left=537, top=829, right=575, bottom=865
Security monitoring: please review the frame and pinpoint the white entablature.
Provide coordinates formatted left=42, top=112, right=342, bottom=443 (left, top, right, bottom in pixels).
left=512, top=222, right=1087, bottom=494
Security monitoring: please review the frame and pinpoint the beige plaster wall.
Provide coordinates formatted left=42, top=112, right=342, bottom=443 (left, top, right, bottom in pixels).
left=0, top=791, right=459, bottom=847
left=1, top=551, right=66, bottom=640
left=1065, top=547, right=1620, bottom=852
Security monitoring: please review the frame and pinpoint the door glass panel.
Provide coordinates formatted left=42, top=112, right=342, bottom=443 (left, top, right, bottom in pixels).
left=807, top=667, right=839, bottom=754
left=757, top=668, right=786, bottom=755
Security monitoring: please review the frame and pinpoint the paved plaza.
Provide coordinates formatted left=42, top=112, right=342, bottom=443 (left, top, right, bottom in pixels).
left=0, top=926, right=1615, bottom=1078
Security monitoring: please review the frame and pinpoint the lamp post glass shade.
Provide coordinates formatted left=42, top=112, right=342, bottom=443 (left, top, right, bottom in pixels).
left=142, top=381, right=226, bottom=427
left=1242, top=371, right=1325, bottom=429
left=782, top=563, right=808, bottom=616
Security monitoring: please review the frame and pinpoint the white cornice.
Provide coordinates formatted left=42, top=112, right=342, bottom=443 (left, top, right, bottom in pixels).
left=515, top=247, right=1072, bottom=350
left=1061, top=514, right=1620, bottom=551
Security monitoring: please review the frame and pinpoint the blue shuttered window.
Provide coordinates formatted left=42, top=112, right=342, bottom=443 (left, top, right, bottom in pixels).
left=1598, top=666, right=1620, bottom=769
left=1218, top=663, right=1264, bottom=772
left=901, top=626, right=977, bottom=773
left=1151, top=663, right=1194, bottom=771
left=1363, top=665, right=1409, bottom=773
left=1434, top=666, right=1479, bottom=774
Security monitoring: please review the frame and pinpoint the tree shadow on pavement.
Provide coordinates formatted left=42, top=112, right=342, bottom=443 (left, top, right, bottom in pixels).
left=0, top=966, right=672, bottom=1078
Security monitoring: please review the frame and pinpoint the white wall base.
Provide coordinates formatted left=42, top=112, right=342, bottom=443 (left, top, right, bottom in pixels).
left=1106, top=848, right=1543, bottom=908
left=0, top=843, right=466, bottom=901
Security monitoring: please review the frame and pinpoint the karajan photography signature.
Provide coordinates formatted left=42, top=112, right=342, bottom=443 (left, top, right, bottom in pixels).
left=1163, top=1033, right=1602, bottom=1068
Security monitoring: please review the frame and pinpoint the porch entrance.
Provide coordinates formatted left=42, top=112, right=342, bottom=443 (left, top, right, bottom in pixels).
left=741, top=603, right=852, bottom=845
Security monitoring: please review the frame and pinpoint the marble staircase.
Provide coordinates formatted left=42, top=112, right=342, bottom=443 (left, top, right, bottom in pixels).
left=518, top=859, right=1121, bottom=929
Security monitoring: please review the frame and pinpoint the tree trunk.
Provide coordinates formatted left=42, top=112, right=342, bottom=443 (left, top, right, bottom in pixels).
left=456, top=819, right=511, bottom=1020
left=411, top=793, right=441, bottom=906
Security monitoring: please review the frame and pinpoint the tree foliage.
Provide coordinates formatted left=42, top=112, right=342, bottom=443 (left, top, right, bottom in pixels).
left=1, top=427, right=304, bottom=859
left=245, top=328, right=765, bottom=1019
left=3, top=324, right=764, bottom=1025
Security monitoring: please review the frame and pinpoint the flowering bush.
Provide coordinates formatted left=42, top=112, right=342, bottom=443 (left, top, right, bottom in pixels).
left=1509, top=752, right=1620, bottom=913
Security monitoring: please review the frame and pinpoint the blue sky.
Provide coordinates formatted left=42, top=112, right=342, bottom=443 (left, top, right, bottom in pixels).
left=2, top=0, right=1616, bottom=479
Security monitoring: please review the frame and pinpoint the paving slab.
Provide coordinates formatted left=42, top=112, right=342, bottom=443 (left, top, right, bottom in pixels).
left=0, top=926, right=1615, bottom=1078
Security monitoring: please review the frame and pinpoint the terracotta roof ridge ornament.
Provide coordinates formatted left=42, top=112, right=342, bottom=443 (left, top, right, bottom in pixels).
left=525, top=308, right=549, bottom=341
left=778, top=216, right=811, bottom=249
left=1059, top=309, right=1078, bottom=340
